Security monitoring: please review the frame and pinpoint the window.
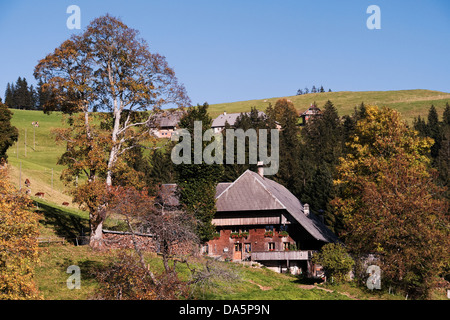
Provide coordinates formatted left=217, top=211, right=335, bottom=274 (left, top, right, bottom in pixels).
left=280, top=225, right=288, bottom=232
left=244, top=243, right=251, bottom=253
left=283, top=242, right=290, bottom=251
left=268, top=242, right=275, bottom=251
left=264, top=225, right=274, bottom=237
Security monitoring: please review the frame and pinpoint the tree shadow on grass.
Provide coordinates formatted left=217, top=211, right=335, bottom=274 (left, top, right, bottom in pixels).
left=37, top=201, right=89, bottom=244
left=57, top=258, right=109, bottom=283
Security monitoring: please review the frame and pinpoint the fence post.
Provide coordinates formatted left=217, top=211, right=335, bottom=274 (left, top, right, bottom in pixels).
left=24, top=128, right=27, bottom=157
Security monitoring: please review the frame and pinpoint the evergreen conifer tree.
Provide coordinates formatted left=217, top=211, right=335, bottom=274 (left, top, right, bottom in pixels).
left=0, top=101, right=19, bottom=162
left=299, top=100, right=344, bottom=234
left=175, top=103, right=223, bottom=242
left=427, top=105, right=442, bottom=161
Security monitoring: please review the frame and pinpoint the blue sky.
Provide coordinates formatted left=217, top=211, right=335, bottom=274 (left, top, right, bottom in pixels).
left=0, top=0, right=449, bottom=106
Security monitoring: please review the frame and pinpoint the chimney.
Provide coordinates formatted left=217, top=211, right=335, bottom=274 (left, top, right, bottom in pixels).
left=304, top=203, right=310, bottom=216
left=257, top=161, right=264, bottom=177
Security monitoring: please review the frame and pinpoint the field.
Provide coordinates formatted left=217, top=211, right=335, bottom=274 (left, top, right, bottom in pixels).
left=35, top=201, right=404, bottom=300
left=4, top=89, right=450, bottom=300
left=208, top=89, right=450, bottom=123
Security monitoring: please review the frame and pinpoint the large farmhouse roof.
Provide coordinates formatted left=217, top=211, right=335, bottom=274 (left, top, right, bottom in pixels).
left=215, top=170, right=337, bottom=243
left=149, top=110, right=185, bottom=129
left=300, top=104, right=322, bottom=116
left=161, top=170, right=337, bottom=243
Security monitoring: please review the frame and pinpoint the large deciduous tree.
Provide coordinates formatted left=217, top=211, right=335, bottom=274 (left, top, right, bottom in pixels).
left=333, top=106, right=449, bottom=298
left=34, top=14, right=190, bottom=248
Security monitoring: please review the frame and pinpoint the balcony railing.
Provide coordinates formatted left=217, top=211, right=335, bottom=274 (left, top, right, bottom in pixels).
left=251, top=250, right=314, bottom=261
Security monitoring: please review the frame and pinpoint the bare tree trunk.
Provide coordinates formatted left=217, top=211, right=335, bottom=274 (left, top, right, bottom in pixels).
left=106, top=98, right=121, bottom=187
left=89, top=219, right=104, bottom=250
left=89, top=201, right=108, bottom=249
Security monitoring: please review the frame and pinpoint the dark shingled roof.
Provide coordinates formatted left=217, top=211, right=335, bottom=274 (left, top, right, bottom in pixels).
left=161, top=170, right=338, bottom=243
left=215, top=170, right=338, bottom=243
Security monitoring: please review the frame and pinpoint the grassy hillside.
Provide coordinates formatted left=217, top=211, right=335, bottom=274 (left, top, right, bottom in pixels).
left=5, top=89, right=450, bottom=207
left=208, top=89, right=450, bottom=123
left=34, top=200, right=403, bottom=300
left=6, top=110, right=72, bottom=207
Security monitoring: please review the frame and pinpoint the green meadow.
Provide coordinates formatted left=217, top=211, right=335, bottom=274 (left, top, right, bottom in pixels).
left=208, top=89, right=450, bottom=122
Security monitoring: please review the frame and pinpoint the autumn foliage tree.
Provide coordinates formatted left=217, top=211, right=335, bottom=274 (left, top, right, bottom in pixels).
left=93, top=186, right=237, bottom=300
left=34, top=15, right=190, bottom=248
left=333, top=106, right=449, bottom=298
left=0, top=168, right=40, bottom=299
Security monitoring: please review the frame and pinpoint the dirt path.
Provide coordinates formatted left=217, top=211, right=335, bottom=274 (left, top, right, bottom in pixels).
left=297, top=284, right=359, bottom=300
left=247, top=280, right=272, bottom=291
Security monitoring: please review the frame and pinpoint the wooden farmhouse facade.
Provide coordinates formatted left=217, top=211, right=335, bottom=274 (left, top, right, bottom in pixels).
left=148, top=110, right=185, bottom=138
left=204, top=169, right=338, bottom=276
left=300, top=104, right=322, bottom=125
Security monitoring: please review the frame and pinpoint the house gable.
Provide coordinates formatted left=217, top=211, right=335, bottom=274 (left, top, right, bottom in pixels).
left=215, top=170, right=285, bottom=212
left=215, top=170, right=337, bottom=243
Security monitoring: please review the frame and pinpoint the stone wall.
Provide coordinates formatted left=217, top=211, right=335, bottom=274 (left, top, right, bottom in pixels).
left=102, top=230, right=197, bottom=256
left=103, top=231, right=157, bottom=251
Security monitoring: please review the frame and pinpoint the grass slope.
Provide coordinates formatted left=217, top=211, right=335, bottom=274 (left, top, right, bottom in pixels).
left=8, top=90, right=450, bottom=204
left=34, top=199, right=446, bottom=300
left=208, top=89, right=450, bottom=123
left=34, top=199, right=350, bottom=300
left=6, top=110, right=71, bottom=206
left=6, top=89, right=450, bottom=206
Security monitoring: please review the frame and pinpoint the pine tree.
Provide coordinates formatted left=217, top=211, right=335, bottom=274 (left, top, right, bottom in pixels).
left=36, top=79, right=52, bottom=111
left=443, top=102, right=450, bottom=126
left=299, top=100, right=344, bottom=233
left=144, top=146, right=177, bottom=196
left=427, top=105, right=442, bottom=161
left=436, top=103, right=450, bottom=190
left=5, top=77, right=36, bottom=109
left=271, top=99, right=302, bottom=197
left=413, top=115, right=428, bottom=137
left=221, top=106, right=273, bottom=181
left=4, top=83, right=14, bottom=107
left=0, top=101, right=19, bottom=162
left=175, top=103, right=224, bottom=242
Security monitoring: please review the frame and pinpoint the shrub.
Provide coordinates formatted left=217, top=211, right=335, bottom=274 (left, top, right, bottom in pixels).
left=312, top=243, right=354, bottom=282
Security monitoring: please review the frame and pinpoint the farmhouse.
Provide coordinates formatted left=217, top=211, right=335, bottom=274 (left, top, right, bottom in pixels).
left=211, top=110, right=266, bottom=133
left=300, top=104, right=322, bottom=125
left=149, top=110, right=185, bottom=138
left=206, top=167, right=338, bottom=276
left=161, top=165, right=338, bottom=276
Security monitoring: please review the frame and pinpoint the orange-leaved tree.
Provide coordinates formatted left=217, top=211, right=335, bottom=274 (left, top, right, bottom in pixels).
left=0, top=168, right=41, bottom=299
left=34, top=15, right=190, bottom=248
left=333, top=106, right=449, bottom=298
